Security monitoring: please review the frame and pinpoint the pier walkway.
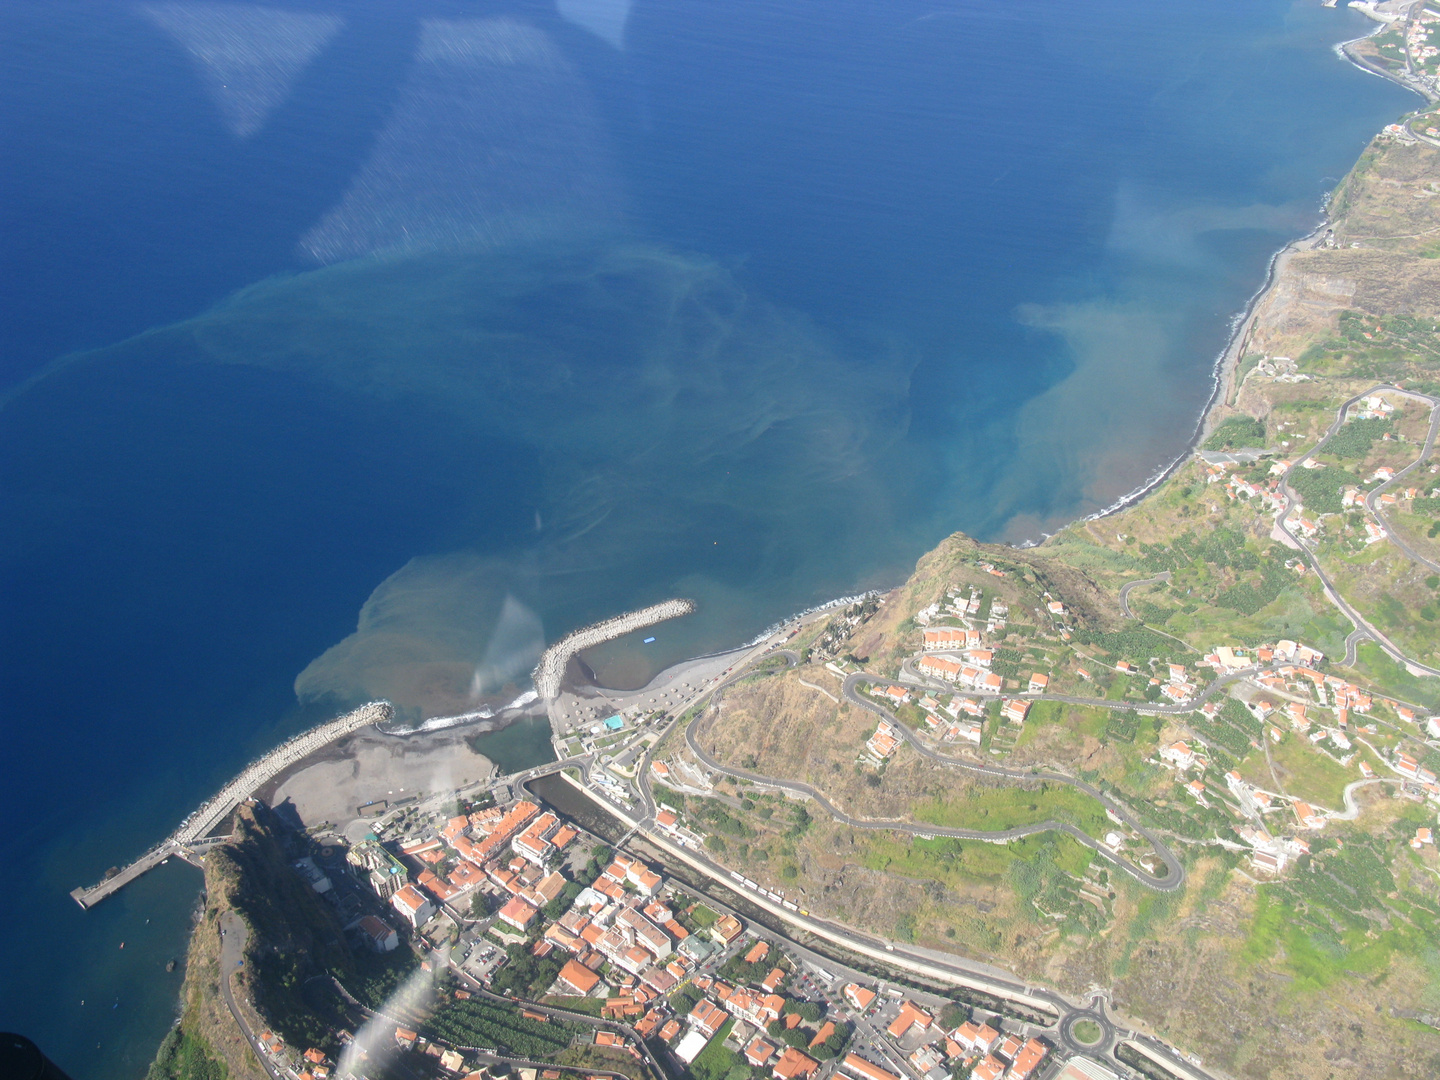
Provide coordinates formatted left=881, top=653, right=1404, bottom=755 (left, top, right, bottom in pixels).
left=71, top=701, right=391, bottom=909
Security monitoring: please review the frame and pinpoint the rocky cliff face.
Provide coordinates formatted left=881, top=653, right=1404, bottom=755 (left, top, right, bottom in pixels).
left=149, top=802, right=354, bottom=1080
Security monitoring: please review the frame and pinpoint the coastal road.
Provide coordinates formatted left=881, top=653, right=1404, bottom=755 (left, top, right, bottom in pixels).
left=1277, top=383, right=1440, bottom=678
left=218, top=911, right=282, bottom=1079
left=628, top=646, right=805, bottom=820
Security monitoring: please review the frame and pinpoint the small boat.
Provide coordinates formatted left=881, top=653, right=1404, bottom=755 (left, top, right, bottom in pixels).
left=119, top=942, right=125, bottom=949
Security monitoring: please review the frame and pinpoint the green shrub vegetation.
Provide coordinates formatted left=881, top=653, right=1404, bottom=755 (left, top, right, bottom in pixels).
left=688, top=1019, right=738, bottom=1080
left=147, top=1026, right=227, bottom=1080
left=1073, top=625, right=1190, bottom=664
left=719, top=947, right=773, bottom=987
left=915, top=783, right=1109, bottom=837
left=1204, top=415, right=1266, bottom=451
left=1326, top=417, right=1393, bottom=458
left=1214, top=559, right=1294, bottom=616
left=346, top=946, right=420, bottom=1010
left=1241, top=832, right=1440, bottom=993
left=491, top=939, right=563, bottom=998
left=671, top=983, right=704, bottom=1015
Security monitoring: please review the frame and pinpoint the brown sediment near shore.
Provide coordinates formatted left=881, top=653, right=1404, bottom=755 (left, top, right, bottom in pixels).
left=1079, top=25, right=1428, bottom=529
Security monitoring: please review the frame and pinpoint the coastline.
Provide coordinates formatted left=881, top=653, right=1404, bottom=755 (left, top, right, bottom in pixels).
left=1072, top=11, right=1431, bottom=532
left=1064, top=221, right=1332, bottom=535
left=557, top=11, right=1435, bottom=684
left=107, top=7, right=1430, bottom=880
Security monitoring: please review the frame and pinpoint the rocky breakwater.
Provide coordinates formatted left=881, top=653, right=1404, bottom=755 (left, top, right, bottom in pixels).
left=532, top=599, right=696, bottom=700
left=72, top=701, right=392, bottom=908
left=176, top=701, right=393, bottom=843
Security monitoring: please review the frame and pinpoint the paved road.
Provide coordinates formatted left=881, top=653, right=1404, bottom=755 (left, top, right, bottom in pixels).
left=219, top=911, right=282, bottom=1079
left=619, top=752, right=1216, bottom=1080
left=841, top=674, right=1185, bottom=891
left=669, top=648, right=1184, bottom=892
left=1362, top=387, right=1440, bottom=574
left=1118, top=572, right=1172, bottom=618
left=1277, top=383, right=1440, bottom=678
left=1343, top=625, right=1372, bottom=668
left=1057, top=994, right=1117, bottom=1058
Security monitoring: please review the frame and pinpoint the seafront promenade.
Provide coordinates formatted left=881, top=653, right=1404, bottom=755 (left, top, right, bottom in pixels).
left=70, top=701, right=391, bottom=909
left=531, top=598, right=695, bottom=699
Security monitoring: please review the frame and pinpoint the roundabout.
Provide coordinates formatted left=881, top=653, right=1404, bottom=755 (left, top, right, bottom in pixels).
left=1059, top=1006, right=1116, bottom=1056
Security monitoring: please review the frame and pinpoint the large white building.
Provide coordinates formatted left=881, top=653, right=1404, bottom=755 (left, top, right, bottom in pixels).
left=391, top=883, right=436, bottom=927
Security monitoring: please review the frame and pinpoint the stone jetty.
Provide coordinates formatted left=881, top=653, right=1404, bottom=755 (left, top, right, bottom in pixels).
left=71, top=701, right=391, bottom=908
left=532, top=599, right=696, bottom=700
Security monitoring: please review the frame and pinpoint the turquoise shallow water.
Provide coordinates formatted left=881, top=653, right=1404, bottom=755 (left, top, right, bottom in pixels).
left=0, top=1, right=1417, bottom=1074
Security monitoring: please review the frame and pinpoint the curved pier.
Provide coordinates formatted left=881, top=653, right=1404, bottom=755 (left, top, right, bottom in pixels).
left=70, top=701, right=391, bottom=909
left=532, top=598, right=696, bottom=700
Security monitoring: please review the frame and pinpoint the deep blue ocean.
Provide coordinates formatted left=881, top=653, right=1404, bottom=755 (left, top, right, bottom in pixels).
left=0, top=0, right=1415, bottom=1074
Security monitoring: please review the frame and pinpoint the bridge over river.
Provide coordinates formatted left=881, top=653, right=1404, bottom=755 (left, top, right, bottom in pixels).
left=70, top=702, right=391, bottom=909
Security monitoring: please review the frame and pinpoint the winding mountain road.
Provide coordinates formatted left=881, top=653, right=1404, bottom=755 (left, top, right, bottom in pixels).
left=1277, top=383, right=1440, bottom=678
left=1118, top=572, right=1173, bottom=618
left=842, top=673, right=1185, bottom=891
left=1362, top=387, right=1440, bottom=575
left=580, top=644, right=1228, bottom=1080
left=219, top=912, right=282, bottom=1079
left=674, top=650, right=1185, bottom=892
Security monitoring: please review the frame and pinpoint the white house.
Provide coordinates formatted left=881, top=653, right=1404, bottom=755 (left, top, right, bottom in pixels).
left=391, top=883, right=436, bottom=928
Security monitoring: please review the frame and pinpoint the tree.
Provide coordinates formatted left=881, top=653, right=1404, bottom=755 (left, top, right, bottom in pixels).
left=821, top=1022, right=851, bottom=1058
left=544, top=880, right=584, bottom=921
left=671, top=984, right=704, bottom=1016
